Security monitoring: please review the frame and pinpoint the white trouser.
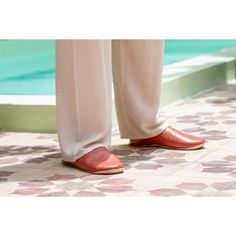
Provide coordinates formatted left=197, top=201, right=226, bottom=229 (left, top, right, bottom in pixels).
left=56, top=40, right=168, bottom=162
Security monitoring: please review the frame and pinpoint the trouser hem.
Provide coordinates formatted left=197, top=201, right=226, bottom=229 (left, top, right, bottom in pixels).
left=119, top=122, right=169, bottom=140
left=61, top=144, right=109, bottom=162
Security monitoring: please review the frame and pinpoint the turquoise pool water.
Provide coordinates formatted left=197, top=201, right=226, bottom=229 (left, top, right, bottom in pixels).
left=164, top=40, right=236, bottom=64
left=1, top=40, right=236, bottom=95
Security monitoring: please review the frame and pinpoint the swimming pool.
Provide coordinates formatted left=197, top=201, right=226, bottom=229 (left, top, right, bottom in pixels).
left=1, top=40, right=236, bottom=95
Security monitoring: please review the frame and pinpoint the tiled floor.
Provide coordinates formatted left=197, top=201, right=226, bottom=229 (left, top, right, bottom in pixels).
left=1, top=82, right=236, bottom=196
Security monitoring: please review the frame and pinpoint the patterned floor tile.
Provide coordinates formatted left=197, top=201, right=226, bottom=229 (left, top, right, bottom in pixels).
left=1, top=82, right=236, bottom=196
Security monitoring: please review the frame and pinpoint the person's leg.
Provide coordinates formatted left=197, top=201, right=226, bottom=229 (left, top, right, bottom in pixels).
left=56, top=40, right=123, bottom=173
left=112, top=40, right=205, bottom=149
left=112, top=40, right=168, bottom=139
left=56, top=40, right=112, bottom=161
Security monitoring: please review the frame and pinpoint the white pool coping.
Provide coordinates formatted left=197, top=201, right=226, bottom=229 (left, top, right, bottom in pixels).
left=163, top=51, right=235, bottom=81
left=0, top=95, right=56, bottom=105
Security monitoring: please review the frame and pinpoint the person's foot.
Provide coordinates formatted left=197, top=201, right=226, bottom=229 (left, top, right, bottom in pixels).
left=129, top=126, right=206, bottom=150
left=62, top=147, right=124, bottom=174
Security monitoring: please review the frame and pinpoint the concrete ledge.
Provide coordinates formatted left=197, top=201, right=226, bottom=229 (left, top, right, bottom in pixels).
left=0, top=47, right=236, bottom=133
left=0, top=104, right=56, bottom=133
left=0, top=96, right=56, bottom=133
left=161, top=48, right=236, bottom=106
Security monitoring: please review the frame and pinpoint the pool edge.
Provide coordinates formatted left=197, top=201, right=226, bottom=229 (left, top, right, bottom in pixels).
left=0, top=47, right=236, bottom=133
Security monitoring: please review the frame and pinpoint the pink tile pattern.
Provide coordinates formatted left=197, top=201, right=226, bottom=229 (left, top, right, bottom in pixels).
left=1, top=82, right=236, bottom=196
